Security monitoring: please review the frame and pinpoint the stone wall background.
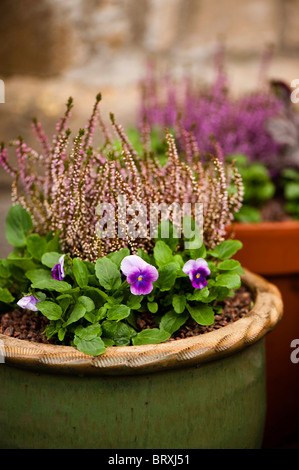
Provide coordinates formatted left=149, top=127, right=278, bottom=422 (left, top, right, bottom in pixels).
left=0, top=0, right=298, bottom=255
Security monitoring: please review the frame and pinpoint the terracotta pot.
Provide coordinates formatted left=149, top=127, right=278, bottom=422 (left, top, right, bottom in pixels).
left=0, top=270, right=282, bottom=449
left=230, top=221, right=299, bottom=448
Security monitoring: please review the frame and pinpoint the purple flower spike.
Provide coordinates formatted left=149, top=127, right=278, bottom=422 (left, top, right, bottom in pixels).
left=183, top=258, right=211, bottom=289
left=17, top=294, right=40, bottom=312
left=121, top=255, right=159, bottom=295
left=51, top=255, right=65, bottom=281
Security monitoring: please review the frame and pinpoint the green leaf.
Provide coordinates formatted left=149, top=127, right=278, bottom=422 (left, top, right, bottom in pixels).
left=189, top=243, right=206, bottom=260
left=45, top=232, right=61, bottom=253
left=58, top=327, right=66, bottom=342
left=72, top=258, right=89, bottom=287
left=215, top=273, right=241, bottom=290
left=95, top=257, right=122, bottom=291
left=0, top=260, right=11, bottom=279
left=154, top=240, right=173, bottom=268
left=107, top=248, right=130, bottom=268
left=172, top=294, right=186, bottom=314
left=77, top=295, right=95, bottom=312
left=25, top=268, right=52, bottom=284
left=285, top=182, right=299, bottom=200
left=37, top=300, right=62, bottom=320
left=41, top=252, right=63, bottom=268
left=80, top=286, right=108, bottom=306
left=31, top=279, right=72, bottom=292
left=132, top=328, right=171, bottom=345
left=5, top=204, right=33, bottom=247
left=186, top=286, right=210, bottom=302
left=217, top=259, right=242, bottom=270
left=113, top=322, right=137, bottom=346
left=160, top=310, right=188, bottom=335
left=208, top=240, right=243, bottom=259
left=0, top=287, right=14, bottom=303
left=107, top=304, right=131, bottom=321
left=6, top=256, right=37, bottom=272
left=126, top=294, right=143, bottom=310
left=74, top=336, right=106, bottom=356
left=155, top=262, right=179, bottom=291
left=187, top=304, right=214, bottom=326
left=65, top=302, right=86, bottom=326
left=56, top=294, right=72, bottom=313
left=75, top=323, right=102, bottom=340
left=147, top=301, right=158, bottom=313
left=26, top=233, right=47, bottom=260
left=101, top=320, right=118, bottom=339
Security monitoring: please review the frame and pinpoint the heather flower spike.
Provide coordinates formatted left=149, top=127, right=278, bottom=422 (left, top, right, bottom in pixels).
left=183, top=259, right=211, bottom=289
left=121, top=255, right=158, bottom=295
left=51, top=255, right=65, bottom=281
left=17, top=294, right=40, bottom=312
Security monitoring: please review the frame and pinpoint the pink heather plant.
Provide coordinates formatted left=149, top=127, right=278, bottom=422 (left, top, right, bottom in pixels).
left=139, top=65, right=284, bottom=166
left=0, top=94, right=243, bottom=262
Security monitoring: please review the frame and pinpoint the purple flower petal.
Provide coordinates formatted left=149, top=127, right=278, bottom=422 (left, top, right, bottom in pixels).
left=130, top=280, right=154, bottom=296
left=182, top=259, right=198, bottom=275
left=120, top=255, right=148, bottom=276
left=51, top=255, right=65, bottom=280
left=183, top=258, right=210, bottom=290
left=17, top=294, right=40, bottom=312
left=121, top=255, right=159, bottom=295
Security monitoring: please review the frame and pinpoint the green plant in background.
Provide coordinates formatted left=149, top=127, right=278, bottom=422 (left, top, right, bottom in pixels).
left=228, top=155, right=275, bottom=223
left=281, top=168, right=299, bottom=219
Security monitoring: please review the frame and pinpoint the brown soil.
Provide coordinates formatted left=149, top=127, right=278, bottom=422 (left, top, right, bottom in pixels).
left=137, top=285, right=253, bottom=340
left=0, top=285, right=253, bottom=345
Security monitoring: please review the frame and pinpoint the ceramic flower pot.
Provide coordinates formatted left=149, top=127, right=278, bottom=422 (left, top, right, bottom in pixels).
left=0, top=270, right=282, bottom=449
left=230, top=221, right=299, bottom=448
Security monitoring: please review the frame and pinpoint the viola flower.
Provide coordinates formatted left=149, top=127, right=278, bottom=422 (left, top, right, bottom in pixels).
left=120, top=255, right=159, bottom=295
left=51, top=255, right=65, bottom=281
left=183, top=258, right=211, bottom=289
left=17, top=294, right=40, bottom=312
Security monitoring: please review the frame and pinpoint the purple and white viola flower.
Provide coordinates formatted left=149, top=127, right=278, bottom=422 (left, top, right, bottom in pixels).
left=120, top=255, right=159, bottom=295
left=183, top=258, right=211, bottom=289
left=51, top=255, right=65, bottom=281
left=17, top=294, right=41, bottom=312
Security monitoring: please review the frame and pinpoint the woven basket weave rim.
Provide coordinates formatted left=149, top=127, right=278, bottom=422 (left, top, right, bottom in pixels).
left=0, top=269, right=283, bottom=376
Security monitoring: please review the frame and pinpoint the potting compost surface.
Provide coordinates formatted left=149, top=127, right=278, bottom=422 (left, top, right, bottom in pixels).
left=0, top=286, right=253, bottom=345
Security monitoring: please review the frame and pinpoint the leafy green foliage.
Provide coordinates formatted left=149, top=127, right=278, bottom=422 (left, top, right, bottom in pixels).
left=0, top=205, right=245, bottom=357
left=281, top=168, right=299, bottom=219
left=229, top=154, right=275, bottom=223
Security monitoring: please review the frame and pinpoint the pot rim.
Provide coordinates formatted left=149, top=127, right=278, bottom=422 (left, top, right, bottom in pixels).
left=231, top=219, right=299, bottom=233
left=0, top=269, right=283, bottom=376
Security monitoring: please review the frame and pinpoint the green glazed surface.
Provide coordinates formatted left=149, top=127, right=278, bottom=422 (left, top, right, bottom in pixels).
left=0, top=339, right=266, bottom=449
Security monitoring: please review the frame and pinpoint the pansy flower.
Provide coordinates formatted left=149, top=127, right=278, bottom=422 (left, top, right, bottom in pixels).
left=17, top=294, right=40, bottom=312
left=183, top=258, right=210, bottom=289
left=51, top=255, right=65, bottom=281
left=120, top=255, right=158, bottom=295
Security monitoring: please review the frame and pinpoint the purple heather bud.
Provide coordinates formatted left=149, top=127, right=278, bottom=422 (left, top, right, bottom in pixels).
left=183, top=258, right=211, bottom=289
left=51, top=255, right=65, bottom=281
left=17, top=294, right=40, bottom=312
left=121, top=255, right=159, bottom=295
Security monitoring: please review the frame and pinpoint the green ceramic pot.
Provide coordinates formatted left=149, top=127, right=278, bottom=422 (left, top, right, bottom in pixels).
left=0, top=270, right=283, bottom=449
